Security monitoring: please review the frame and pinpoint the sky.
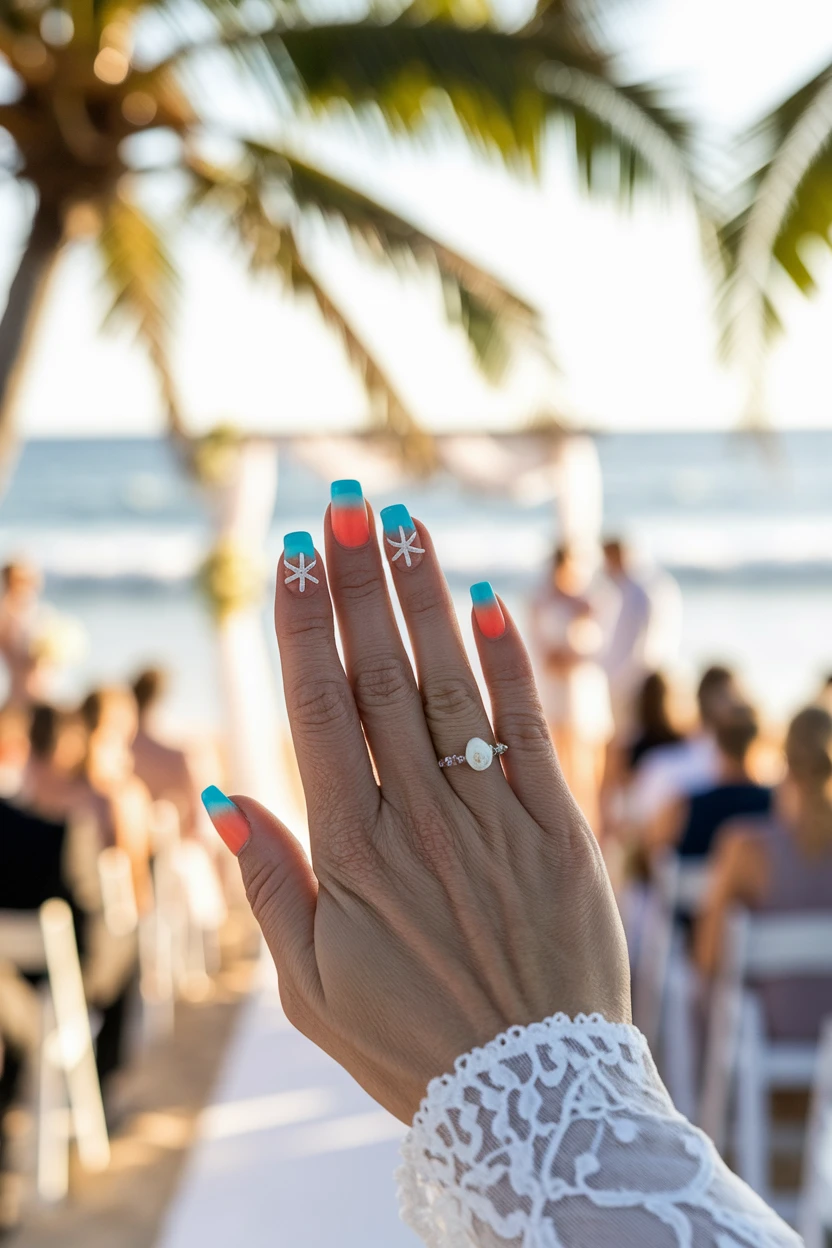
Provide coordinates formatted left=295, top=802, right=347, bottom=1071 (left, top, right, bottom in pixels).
left=4, top=0, right=832, bottom=436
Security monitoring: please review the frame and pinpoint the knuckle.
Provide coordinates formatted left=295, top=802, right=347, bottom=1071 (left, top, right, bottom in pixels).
left=244, top=857, right=289, bottom=924
left=279, top=612, right=332, bottom=646
left=401, top=581, right=445, bottom=623
left=336, top=564, right=385, bottom=603
left=292, top=678, right=353, bottom=731
left=498, top=706, right=554, bottom=756
left=423, top=672, right=482, bottom=723
left=352, top=654, right=415, bottom=713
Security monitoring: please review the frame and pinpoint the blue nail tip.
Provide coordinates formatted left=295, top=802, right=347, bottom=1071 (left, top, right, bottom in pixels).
left=470, top=581, right=496, bottom=604
left=330, top=479, right=363, bottom=499
left=283, top=531, right=315, bottom=559
left=380, top=504, right=414, bottom=533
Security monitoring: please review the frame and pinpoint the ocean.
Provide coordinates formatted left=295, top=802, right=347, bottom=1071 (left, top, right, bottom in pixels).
left=1, top=431, right=831, bottom=731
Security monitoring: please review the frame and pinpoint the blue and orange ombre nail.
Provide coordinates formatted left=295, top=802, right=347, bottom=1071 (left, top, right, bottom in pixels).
left=380, top=504, right=425, bottom=570
left=283, top=531, right=319, bottom=594
left=470, top=581, right=506, bottom=639
left=330, top=479, right=370, bottom=548
left=202, top=785, right=250, bottom=855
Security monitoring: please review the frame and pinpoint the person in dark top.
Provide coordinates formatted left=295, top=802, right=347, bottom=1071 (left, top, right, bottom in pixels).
left=627, top=671, right=685, bottom=772
left=648, top=700, right=771, bottom=861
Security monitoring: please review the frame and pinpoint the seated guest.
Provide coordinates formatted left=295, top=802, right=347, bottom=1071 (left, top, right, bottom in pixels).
left=81, top=688, right=154, bottom=911
left=627, top=671, right=684, bottom=772
left=131, top=667, right=199, bottom=838
left=648, top=701, right=771, bottom=860
left=17, top=703, right=90, bottom=823
left=626, top=664, right=742, bottom=831
left=696, top=705, right=832, bottom=1040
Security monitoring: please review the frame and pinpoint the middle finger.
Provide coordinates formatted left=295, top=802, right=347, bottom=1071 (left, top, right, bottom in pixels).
left=325, top=480, right=438, bottom=799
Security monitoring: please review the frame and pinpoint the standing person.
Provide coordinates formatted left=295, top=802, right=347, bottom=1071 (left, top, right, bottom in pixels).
left=0, top=562, right=45, bottom=710
left=131, top=668, right=199, bottom=839
left=599, top=538, right=652, bottom=742
left=530, top=545, right=612, bottom=826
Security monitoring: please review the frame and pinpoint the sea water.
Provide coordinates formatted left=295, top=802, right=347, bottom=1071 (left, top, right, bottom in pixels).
left=1, top=431, right=830, bottom=730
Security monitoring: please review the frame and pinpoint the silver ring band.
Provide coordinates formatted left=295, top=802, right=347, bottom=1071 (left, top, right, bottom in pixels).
left=439, top=737, right=508, bottom=772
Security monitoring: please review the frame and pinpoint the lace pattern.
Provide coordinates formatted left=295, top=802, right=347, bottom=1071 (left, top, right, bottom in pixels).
left=398, top=1014, right=802, bottom=1247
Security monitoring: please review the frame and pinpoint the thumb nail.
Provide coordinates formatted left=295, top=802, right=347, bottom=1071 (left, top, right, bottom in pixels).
left=202, top=785, right=250, bottom=855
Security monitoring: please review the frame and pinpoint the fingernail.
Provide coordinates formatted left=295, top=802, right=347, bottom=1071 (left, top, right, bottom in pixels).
left=470, top=581, right=506, bottom=639
left=202, top=785, right=250, bottom=855
left=283, top=531, right=320, bottom=596
left=330, top=479, right=370, bottom=548
left=380, top=504, right=424, bottom=571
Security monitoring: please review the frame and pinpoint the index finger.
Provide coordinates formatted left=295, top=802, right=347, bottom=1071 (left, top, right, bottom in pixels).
left=275, top=530, right=380, bottom=851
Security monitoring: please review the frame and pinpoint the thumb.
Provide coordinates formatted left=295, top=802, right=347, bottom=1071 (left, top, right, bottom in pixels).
left=201, top=787, right=319, bottom=1002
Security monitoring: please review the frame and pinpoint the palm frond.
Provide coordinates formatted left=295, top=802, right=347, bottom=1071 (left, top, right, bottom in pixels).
left=720, top=63, right=832, bottom=406
left=267, top=18, right=701, bottom=200
left=241, top=140, right=541, bottom=373
left=97, top=195, right=190, bottom=444
left=185, top=157, right=435, bottom=460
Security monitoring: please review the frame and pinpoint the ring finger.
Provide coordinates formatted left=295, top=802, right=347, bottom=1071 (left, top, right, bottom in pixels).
left=379, top=504, right=511, bottom=803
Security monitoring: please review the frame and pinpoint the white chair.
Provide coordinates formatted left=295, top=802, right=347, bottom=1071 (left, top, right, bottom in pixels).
left=700, top=909, right=832, bottom=1220
left=0, top=901, right=109, bottom=1203
left=632, top=855, right=711, bottom=1117
left=799, top=1016, right=832, bottom=1247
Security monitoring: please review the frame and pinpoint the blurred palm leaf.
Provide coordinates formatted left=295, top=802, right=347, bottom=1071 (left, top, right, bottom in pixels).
left=97, top=196, right=189, bottom=442
left=0, top=0, right=707, bottom=462
left=720, top=63, right=832, bottom=413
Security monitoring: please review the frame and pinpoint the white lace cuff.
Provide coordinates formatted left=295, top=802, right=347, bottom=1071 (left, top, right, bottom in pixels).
left=398, top=1013, right=802, bottom=1247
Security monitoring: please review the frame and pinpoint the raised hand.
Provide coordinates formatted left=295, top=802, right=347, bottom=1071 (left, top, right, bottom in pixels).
left=203, top=483, right=630, bottom=1123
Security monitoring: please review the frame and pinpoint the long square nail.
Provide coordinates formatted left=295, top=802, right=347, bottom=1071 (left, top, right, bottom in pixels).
left=380, top=504, right=424, bottom=570
left=470, top=581, right=506, bottom=639
left=283, top=531, right=319, bottom=594
left=331, top=479, right=370, bottom=548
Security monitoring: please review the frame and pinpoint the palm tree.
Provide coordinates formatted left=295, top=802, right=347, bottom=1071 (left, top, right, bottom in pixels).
left=0, top=0, right=704, bottom=798
left=720, top=65, right=832, bottom=420
left=0, top=0, right=703, bottom=471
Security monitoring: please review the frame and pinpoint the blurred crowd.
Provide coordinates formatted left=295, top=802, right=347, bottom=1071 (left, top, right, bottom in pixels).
left=531, top=534, right=832, bottom=1095
left=0, top=560, right=209, bottom=1230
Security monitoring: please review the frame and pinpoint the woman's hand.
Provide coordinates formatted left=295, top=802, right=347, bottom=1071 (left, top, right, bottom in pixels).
left=203, top=489, right=630, bottom=1124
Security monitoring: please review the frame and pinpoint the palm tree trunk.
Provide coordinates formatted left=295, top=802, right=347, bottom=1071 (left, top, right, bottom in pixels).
left=0, top=195, right=64, bottom=480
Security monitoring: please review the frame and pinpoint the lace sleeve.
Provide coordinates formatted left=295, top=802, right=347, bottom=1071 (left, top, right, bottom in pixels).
left=397, top=1013, right=802, bottom=1247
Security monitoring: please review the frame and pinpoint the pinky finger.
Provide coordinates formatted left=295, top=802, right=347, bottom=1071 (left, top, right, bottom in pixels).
left=470, top=584, right=583, bottom=835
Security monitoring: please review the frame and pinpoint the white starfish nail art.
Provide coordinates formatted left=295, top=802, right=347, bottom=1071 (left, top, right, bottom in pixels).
left=386, top=526, right=425, bottom=568
left=284, top=553, right=319, bottom=593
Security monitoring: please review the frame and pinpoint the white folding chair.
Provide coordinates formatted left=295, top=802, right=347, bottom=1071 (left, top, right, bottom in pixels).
left=170, top=841, right=228, bottom=993
left=799, top=1016, right=832, bottom=1247
left=632, top=855, right=710, bottom=1117
left=700, top=909, right=832, bottom=1220
left=0, top=901, right=109, bottom=1203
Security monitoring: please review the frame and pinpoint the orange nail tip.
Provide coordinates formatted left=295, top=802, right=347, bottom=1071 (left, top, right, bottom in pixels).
left=470, top=581, right=506, bottom=639
left=202, top=785, right=250, bottom=855
left=331, top=480, right=370, bottom=547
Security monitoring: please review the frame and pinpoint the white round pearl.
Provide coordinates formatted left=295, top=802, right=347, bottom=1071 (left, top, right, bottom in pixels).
left=465, top=737, right=493, bottom=771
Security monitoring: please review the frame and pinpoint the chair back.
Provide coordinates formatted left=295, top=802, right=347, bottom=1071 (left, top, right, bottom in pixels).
left=700, top=908, right=832, bottom=1151
left=633, top=854, right=711, bottom=1048
left=98, top=847, right=139, bottom=937
left=799, top=1016, right=832, bottom=1247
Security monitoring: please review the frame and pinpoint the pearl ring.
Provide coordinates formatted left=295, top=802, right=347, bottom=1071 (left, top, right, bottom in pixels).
left=438, top=738, right=508, bottom=771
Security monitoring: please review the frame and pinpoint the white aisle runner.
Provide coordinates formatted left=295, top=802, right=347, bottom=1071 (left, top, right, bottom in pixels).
left=156, top=971, right=418, bottom=1248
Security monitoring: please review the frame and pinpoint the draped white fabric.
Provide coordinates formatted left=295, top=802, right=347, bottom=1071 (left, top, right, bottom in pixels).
left=398, top=1014, right=802, bottom=1247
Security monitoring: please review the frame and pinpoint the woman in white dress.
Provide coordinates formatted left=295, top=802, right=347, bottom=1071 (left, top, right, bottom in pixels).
left=530, top=544, right=613, bottom=829
left=203, top=491, right=798, bottom=1247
